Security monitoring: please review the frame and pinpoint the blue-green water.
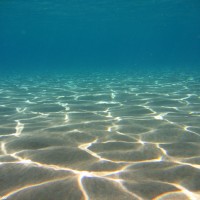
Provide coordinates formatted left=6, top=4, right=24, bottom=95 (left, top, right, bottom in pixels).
left=1, top=0, right=200, bottom=72
left=0, top=1, right=200, bottom=200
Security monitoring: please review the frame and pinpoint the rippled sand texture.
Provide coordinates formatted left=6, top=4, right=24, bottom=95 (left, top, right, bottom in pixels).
left=0, top=72, right=200, bottom=200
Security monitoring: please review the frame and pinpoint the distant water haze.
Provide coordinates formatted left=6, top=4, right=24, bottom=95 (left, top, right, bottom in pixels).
left=0, top=0, right=200, bottom=72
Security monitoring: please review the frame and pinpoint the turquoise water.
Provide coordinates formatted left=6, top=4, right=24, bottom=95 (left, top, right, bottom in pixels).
left=0, top=1, right=200, bottom=200
left=1, top=0, right=200, bottom=72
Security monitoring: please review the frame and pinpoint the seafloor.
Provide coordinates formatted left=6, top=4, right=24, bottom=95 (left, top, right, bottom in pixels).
left=0, top=71, right=200, bottom=200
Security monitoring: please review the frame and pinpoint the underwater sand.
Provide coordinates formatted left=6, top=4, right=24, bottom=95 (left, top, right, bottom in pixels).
left=0, top=72, right=200, bottom=200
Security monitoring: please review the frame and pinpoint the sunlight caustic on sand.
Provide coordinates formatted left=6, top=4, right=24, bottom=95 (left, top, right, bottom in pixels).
left=0, top=73, right=200, bottom=200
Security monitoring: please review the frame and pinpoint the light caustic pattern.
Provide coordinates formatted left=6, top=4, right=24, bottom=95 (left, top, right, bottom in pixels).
left=0, top=72, right=200, bottom=200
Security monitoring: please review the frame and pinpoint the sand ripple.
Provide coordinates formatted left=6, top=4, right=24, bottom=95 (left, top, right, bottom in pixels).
left=0, top=72, right=200, bottom=200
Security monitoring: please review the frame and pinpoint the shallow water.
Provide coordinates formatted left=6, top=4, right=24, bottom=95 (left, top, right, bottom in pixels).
left=0, top=72, right=200, bottom=199
left=1, top=0, right=200, bottom=199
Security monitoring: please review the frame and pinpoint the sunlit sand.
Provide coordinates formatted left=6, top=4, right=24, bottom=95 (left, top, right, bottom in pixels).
left=0, top=72, right=200, bottom=200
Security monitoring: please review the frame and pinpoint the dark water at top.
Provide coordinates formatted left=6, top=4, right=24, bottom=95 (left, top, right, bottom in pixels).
left=0, top=0, right=200, bottom=73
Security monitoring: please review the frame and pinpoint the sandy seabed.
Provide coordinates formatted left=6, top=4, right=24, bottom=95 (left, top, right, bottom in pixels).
left=0, top=72, right=200, bottom=200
